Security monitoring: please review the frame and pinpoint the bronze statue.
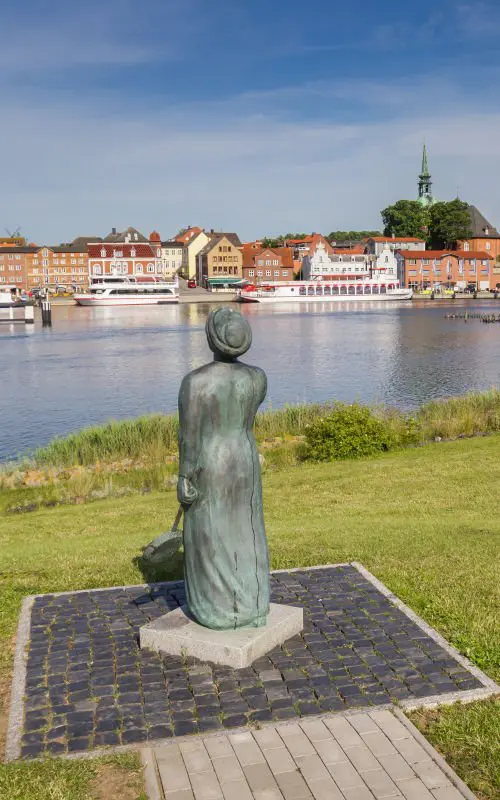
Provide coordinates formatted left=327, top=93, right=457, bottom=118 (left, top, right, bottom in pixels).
left=177, top=307, right=270, bottom=630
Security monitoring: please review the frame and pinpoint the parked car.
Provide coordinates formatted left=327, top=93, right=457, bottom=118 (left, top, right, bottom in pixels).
left=187, top=279, right=197, bottom=289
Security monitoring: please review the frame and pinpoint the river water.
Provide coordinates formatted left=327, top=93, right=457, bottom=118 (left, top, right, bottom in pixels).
left=1, top=299, right=500, bottom=462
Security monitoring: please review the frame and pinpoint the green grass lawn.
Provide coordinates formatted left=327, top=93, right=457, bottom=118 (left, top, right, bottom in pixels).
left=0, top=435, right=499, bottom=798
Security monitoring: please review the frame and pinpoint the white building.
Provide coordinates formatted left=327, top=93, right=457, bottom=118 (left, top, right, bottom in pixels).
left=365, top=236, right=426, bottom=256
left=161, top=240, right=184, bottom=279
left=303, top=242, right=398, bottom=281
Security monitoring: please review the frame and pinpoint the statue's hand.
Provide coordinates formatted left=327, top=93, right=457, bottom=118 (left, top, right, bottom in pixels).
left=177, top=475, right=198, bottom=506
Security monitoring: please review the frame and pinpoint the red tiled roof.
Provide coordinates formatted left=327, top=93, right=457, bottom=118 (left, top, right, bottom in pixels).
left=399, top=250, right=491, bottom=259
left=370, top=236, right=425, bottom=243
left=175, top=227, right=203, bottom=244
left=88, top=243, right=156, bottom=258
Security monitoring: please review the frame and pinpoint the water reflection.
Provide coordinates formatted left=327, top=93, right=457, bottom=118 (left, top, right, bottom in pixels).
left=1, top=300, right=500, bottom=461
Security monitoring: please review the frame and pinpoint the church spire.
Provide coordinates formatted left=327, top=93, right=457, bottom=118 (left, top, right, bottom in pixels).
left=418, top=142, right=433, bottom=206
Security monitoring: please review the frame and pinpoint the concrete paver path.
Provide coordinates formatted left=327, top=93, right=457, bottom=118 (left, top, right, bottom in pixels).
left=141, top=708, right=476, bottom=800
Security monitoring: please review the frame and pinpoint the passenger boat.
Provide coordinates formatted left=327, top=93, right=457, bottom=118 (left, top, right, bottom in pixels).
left=238, top=280, right=413, bottom=303
left=0, top=289, right=26, bottom=309
left=74, top=276, right=179, bottom=306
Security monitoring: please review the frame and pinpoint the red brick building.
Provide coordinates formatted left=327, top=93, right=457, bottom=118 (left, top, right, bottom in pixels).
left=242, top=246, right=294, bottom=283
left=88, top=240, right=163, bottom=279
left=397, top=250, right=493, bottom=290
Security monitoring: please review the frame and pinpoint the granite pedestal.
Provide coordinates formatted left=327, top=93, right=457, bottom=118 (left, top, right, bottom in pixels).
left=140, top=603, right=304, bottom=669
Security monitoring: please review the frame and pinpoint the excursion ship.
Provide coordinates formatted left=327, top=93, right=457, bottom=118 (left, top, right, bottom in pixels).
left=238, top=280, right=412, bottom=303
left=239, top=241, right=412, bottom=303
left=74, top=276, right=179, bottom=306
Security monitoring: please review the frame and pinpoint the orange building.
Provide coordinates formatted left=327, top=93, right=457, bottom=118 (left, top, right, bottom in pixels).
left=457, top=206, right=500, bottom=284
left=242, top=246, right=294, bottom=283
left=397, top=250, right=493, bottom=290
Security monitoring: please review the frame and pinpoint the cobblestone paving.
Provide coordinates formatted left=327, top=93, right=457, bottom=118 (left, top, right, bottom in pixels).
left=148, top=710, right=475, bottom=799
left=19, top=566, right=482, bottom=758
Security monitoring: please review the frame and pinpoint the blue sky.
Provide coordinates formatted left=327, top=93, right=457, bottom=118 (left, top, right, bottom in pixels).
left=1, top=0, right=500, bottom=242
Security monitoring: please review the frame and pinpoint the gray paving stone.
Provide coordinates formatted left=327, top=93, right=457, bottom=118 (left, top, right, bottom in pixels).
left=274, top=770, right=313, bottom=799
left=344, top=743, right=381, bottom=773
left=376, top=754, right=415, bottom=782
left=393, top=737, right=431, bottom=765
left=411, top=761, right=452, bottom=791
left=312, top=735, right=347, bottom=765
left=212, top=755, right=245, bottom=785
left=342, top=786, right=377, bottom=800
left=263, top=746, right=297, bottom=775
left=326, top=759, right=365, bottom=789
left=205, top=736, right=234, bottom=760
left=190, top=770, right=224, bottom=800
left=254, top=728, right=285, bottom=751
left=361, top=769, right=400, bottom=798
left=431, top=788, right=468, bottom=800
left=368, top=712, right=411, bottom=743
left=306, top=776, right=344, bottom=800
left=349, top=714, right=380, bottom=735
left=397, top=777, right=435, bottom=799
left=361, top=731, right=397, bottom=758
left=180, top=740, right=213, bottom=773
left=295, top=755, right=330, bottom=784
left=298, top=721, right=332, bottom=742
left=324, top=717, right=364, bottom=748
left=278, top=725, right=316, bottom=758
left=230, top=731, right=266, bottom=766
left=244, top=762, right=282, bottom=794
left=156, top=744, right=191, bottom=793
left=220, top=779, right=254, bottom=800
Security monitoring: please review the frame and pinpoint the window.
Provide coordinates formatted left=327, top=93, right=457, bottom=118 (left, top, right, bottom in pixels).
left=283, top=270, right=288, bottom=277
left=422, top=259, right=430, bottom=265
left=463, top=242, right=470, bottom=251
left=273, top=259, right=279, bottom=266
left=248, top=269, right=255, bottom=277
left=131, top=248, right=136, bottom=257
left=265, top=269, right=271, bottom=276
left=42, top=248, right=48, bottom=256
left=42, top=259, right=49, bottom=267
left=8, top=254, right=13, bottom=260
left=486, top=242, right=491, bottom=250
left=15, top=254, right=21, bottom=260
left=93, top=265, right=102, bottom=275
left=265, top=260, right=271, bottom=266
left=147, top=263, right=155, bottom=272
left=136, top=264, right=143, bottom=274
left=482, top=260, right=488, bottom=266
left=101, top=248, right=106, bottom=257
left=15, top=265, right=21, bottom=271
left=274, top=270, right=280, bottom=276
left=114, top=250, right=123, bottom=257
left=257, top=270, right=263, bottom=277
left=53, top=259, right=59, bottom=265
left=408, top=259, right=417, bottom=265
left=71, top=259, right=76, bottom=264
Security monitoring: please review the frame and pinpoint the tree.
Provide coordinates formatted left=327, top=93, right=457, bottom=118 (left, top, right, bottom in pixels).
left=427, top=199, right=472, bottom=249
left=327, top=230, right=381, bottom=242
left=381, top=200, right=429, bottom=238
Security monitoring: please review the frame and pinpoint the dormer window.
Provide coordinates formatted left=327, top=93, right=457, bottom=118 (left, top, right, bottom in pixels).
left=484, top=227, right=489, bottom=235
left=101, top=248, right=106, bottom=257
left=114, top=250, right=123, bottom=257
left=131, top=248, right=136, bottom=257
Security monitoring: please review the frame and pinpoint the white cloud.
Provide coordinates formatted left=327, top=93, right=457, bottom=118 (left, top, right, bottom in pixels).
left=1, top=73, right=500, bottom=242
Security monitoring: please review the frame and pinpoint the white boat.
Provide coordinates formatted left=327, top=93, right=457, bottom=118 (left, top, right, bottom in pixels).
left=74, top=276, right=179, bottom=306
left=0, top=289, right=26, bottom=309
left=238, top=280, right=413, bottom=303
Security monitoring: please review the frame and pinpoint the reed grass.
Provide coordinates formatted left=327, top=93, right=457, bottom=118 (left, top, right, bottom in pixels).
left=14, top=388, right=500, bottom=472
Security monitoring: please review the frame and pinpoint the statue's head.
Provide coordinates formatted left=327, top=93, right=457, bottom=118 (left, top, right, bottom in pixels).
left=206, top=308, right=252, bottom=361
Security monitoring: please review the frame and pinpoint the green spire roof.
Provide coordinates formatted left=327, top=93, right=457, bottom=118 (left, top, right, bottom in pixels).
left=420, top=143, right=430, bottom=178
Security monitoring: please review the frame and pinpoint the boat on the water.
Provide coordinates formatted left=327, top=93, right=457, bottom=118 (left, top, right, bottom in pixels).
left=74, top=276, right=179, bottom=306
left=0, top=288, right=26, bottom=309
left=238, top=280, right=413, bottom=303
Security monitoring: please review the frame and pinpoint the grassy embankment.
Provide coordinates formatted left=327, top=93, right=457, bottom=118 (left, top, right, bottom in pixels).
left=0, top=414, right=500, bottom=798
left=3, top=389, right=500, bottom=513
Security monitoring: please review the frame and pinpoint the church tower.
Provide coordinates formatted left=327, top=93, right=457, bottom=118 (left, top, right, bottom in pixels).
left=418, top=143, right=434, bottom=206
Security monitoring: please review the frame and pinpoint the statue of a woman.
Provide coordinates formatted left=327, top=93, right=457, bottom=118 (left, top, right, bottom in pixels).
left=177, top=308, right=270, bottom=630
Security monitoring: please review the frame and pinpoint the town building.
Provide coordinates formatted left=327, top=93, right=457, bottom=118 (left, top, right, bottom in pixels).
left=160, top=238, right=184, bottom=279
left=177, top=228, right=210, bottom=280
left=396, top=250, right=493, bottom=290
left=197, top=233, right=243, bottom=290
left=242, top=246, right=294, bottom=283
left=457, top=205, right=500, bottom=264
left=365, top=236, right=426, bottom=256
left=88, top=236, right=163, bottom=279
left=0, top=242, right=90, bottom=291
left=103, top=226, right=149, bottom=244
left=303, top=242, right=398, bottom=281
